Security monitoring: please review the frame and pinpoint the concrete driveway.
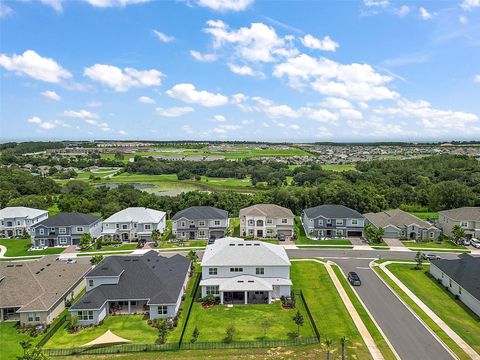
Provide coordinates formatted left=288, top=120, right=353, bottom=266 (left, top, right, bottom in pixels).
left=383, top=237, right=406, bottom=248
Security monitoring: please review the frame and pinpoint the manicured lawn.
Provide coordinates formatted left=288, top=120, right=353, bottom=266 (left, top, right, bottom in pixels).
left=160, top=240, right=207, bottom=249
left=46, top=315, right=159, bottom=348
left=403, top=240, right=467, bottom=250
left=409, top=211, right=438, bottom=220
left=293, top=217, right=352, bottom=246
left=322, top=164, right=357, bottom=172
left=0, top=322, right=40, bottom=359
left=290, top=261, right=370, bottom=358
left=0, top=239, right=65, bottom=257
left=229, top=217, right=240, bottom=237
left=386, top=263, right=480, bottom=354
left=95, top=243, right=138, bottom=252
left=184, top=300, right=314, bottom=343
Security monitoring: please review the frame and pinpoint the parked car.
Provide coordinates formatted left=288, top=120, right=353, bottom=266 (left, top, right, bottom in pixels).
left=347, top=272, right=361, bottom=286
left=463, top=238, right=471, bottom=246
left=471, top=238, right=480, bottom=249
left=422, top=253, right=441, bottom=261
left=278, top=233, right=286, bottom=241
left=65, top=258, right=77, bottom=264
left=28, top=246, right=47, bottom=251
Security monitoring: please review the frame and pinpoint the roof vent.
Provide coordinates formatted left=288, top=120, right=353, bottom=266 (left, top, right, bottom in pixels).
left=16, top=264, right=23, bottom=267
left=238, top=244, right=244, bottom=246
left=229, top=244, right=235, bottom=246
left=237, top=280, right=244, bottom=283
left=246, top=244, right=252, bottom=246
left=6, top=265, right=14, bottom=268
left=248, top=280, right=254, bottom=283
left=254, top=244, right=260, bottom=246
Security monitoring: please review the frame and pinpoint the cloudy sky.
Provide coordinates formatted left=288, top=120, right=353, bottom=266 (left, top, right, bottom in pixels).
left=1, top=0, right=479, bottom=142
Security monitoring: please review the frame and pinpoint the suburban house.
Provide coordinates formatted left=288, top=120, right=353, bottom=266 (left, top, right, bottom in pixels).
left=364, top=209, right=441, bottom=241
left=438, top=207, right=480, bottom=239
left=101, top=207, right=166, bottom=241
left=171, top=206, right=228, bottom=241
left=70, top=251, right=191, bottom=325
left=31, top=212, right=102, bottom=247
left=239, top=204, right=294, bottom=238
left=302, top=204, right=365, bottom=239
left=430, top=254, right=480, bottom=317
left=0, top=207, right=48, bottom=238
left=200, top=237, right=292, bottom=305
left=0, top=256, right=90, bottom=326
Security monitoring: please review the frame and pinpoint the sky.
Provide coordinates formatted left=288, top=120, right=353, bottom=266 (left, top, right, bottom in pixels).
left=0, top=0, right=479, bottom=143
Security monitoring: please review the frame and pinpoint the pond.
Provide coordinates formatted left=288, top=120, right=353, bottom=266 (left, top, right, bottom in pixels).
left=94, top=182, right=201, bottom=196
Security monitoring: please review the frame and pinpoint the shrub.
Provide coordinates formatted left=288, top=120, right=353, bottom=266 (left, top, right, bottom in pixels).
left=224, top=326, right=235, bottom=343
left=200, top=294, right=219, bottom=307
left=191, top=326, right=199, bottom=343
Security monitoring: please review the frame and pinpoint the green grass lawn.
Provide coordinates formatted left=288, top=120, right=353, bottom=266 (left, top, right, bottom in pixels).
left=94, top=243, right=138, bottom=252
left=386, top=263, right=480, bottom=354
left=290, top=261, right=370, bottom=359
left=184, top=300, right=314, bottom=343
left=46, top=315, right=159, bottom=349
left=0, top=322, right=41, bottom=359
left=321, top=164, right=357, bottom=172
left=0, top=239, right=65, bottom=257
left=160, top=240, right=207, bottom=248
left=408, top=211, right=439, bottom=220
left=293, top=217, right=352, bottom=246
left=229, top=217, right=240, bottom=237
left=403, top=240, right=466, bottom=250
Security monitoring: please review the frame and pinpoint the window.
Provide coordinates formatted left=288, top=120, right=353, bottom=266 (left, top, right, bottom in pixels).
left=199, top=221, right=205, bottom=226
left=116, top=224, right=119, bottom=229
left=206, top=286, right=219, bottom=295
left=281, top=218, right=288, bottom=224
left=430, top=232, right=434, bottom=238
left=58, top=227, right=66, bottom=234
left=133, top=223, right=137, bottom=228
left=256, top=267, right=265, bottom=275
left=461, top=221, right=468, bottom=227
left=158, top=306, right=168, bottom=315
left=181, top=222, right=186, bottom=227
left=248, top=229, right=254, bottom=235
left=28, top=313, right=40, bottom=322
left=267, top=219, right=273, bottom=224
left=214, top=220, right=220, bottom=226
left=144, top=224, right=151, bottom=230
left=248, top=220, right=254, bottom=226
left=199, top=230, right=205, bottom=237
left=122, top=224, right=128, bottom=230
left=17, top=221, right=21, bottom=225
left=131, top=301, right=137, bottom=305
left=76, top=227, right=84, bottom=232
left=267, top=229, right=273, bottom=234
left=336, top=230, right=343, bottom=236
left=78, top=311, right=94, bottom=321
left=88, top=279, right=94, bottom=287
left=326, top=219, right=331, bottom=224
left=59, top=237, right=68, bottom=245
left=449, top=279, right=452, bottom=288
left=336, top=219, right=343, bottom=226
left=209, top=268, right=217, bottom=275
left=39, top=228, right=45, bottom=235
left=50, top=227, right=55, bottom=232
left=459, top=287, right=462, bottom=295
left=318, top=220, right=323, bottom=225
left=351, top=219, right=358, bottom=225
left=230, top=267, right=243, bottom=272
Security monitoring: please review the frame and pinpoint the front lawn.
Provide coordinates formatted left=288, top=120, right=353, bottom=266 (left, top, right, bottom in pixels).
left=293, top=217, right=352, bottom=246
left=403, top=240, right=467, bottom=250
left=184, top=301, right=314, bottom=343
left=290, top=261, right=370, bottom=358
left=0, top=322, right=40, bottom=359
left=0, top=239, right=65, bottom=257
left=228, top=217, right=240, bottom=237
left=45, top=315, right=158, bottom=349
left=386, top=263, right=480, bottom=354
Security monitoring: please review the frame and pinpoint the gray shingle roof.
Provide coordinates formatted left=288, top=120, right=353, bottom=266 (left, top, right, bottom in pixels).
left=304, top=204, right=364, bottom=219
left=431, top=254, right=480, bottom=301
left=36, top=212, right=101, bottom=227
left=439, top=207, right=480, bottom=221
left=71, top=251, right=191, bottom=310
left=364, top=209, right=436, bottom=229
left=171, top=206, right=228, bottom=221
left=239, top=204, right=294, bottom=218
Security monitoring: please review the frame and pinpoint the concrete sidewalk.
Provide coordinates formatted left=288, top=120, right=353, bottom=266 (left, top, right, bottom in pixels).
left=380, top=261, right=480, bottom=360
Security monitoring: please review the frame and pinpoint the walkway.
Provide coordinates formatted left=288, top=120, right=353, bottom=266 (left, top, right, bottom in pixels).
left=383, top=238, right=406, bottom=248
left=379, top=261, right=480, bottom=360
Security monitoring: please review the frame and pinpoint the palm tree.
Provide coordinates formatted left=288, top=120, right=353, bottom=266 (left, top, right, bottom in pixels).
left=324, top=339, right=333, bottom=360
left=452, top=224, right=465, bottom=245
left=340, top=336, right=348, bottom=360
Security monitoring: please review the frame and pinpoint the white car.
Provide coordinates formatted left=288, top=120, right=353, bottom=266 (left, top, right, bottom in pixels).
left=28, top=246, right=47, bottom=251
left=65, top=258, right=77, bottom=264
left=470, top=238, right=480, bottom=249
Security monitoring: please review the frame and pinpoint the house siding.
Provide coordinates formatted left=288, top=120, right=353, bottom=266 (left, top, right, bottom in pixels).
left=302, top=213, right=365, bottom=239
left=173, top=217, right=228, bottom=240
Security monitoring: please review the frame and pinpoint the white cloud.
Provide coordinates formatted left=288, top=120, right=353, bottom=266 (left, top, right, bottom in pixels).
left=339, top=108, right=363, bottom=120
left=474, top=74, right=480, bottom=83
left=84, top=0, right=151, bottom=7
left=84, top=64, right=163, bottom=92
left=461, top=0, right=480, bottom=10
left=118, top=130, right=128, bottom=135
left=227, top=63, right=265, bottom=78
left=364, top=0, right=389, bottom=6
left=0, top=50, right=72, bottom=83
left=0, top=1, right=13, bottom=18
left=27, top=116, right=68, bottom=130
left=301, top=107, right=339, bottom=123
left=166, top=83, right=228, bottom=107
left=196, top=0, right=253, bottom=12
left=182, top=125, right=193, bottom=134
left=301, top=35, right=339, bottom=52
left=204, top=20, right=297, bottom=63
left=213, top=124, right=242, bottom=133
left=395, top=5, right=410, bottom=16
left=190, top=50, right=218, bottom=62
left=459, top=15, right=468, bottom=24
left=213, top=115, right=226, bottom=122
left=85, top=119, right=110, bottom=131
left=41, top=0, right=63, bottom=12
left=87, top=101, right=102, bottom=108
left=320, top=97, right=353, bottom=109
left=138, top=95, right=156, bottom=104
left=419, top=7, right=433, bottom=20
left=156, top=106, right=194, bottom=117
left=62, top=109, right=99, bottom=119
left=153, top=30, right=174, bottom=43
left=41, top=90, right=61, bottom=101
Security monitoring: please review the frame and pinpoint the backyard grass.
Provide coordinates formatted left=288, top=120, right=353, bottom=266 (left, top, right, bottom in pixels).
left=332, top=266, right=397, bottom=360
left=0, top=239, right=65, bottom=257
left=403, top=240, right=467, bottom=250
left=408, top=211, right=438, bottom=220
left=0, top=322, right=40, bottom=359
left=293, top=217, right=352, bottom=246
left=386, top=263, right=480, bottom=354
left=374, top=266, right=472, bottom=360
left=184, top=301, right=314, bottom=343
left=46, top=315, right=159, bottom=349
left=160, top=240, right=207, bottom=249
left=229, top=217, right=240, bottom=237
left=290, top=261, right=371, bottom=359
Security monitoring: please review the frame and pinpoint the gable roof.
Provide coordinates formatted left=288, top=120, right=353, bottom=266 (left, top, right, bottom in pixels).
left=304, top=204, right=363, bottom=219
left=201, top=237, right=290, bottom=267
left=239, top=204, right=294, bottom=218
left=431, top=254, right=480, bottom=301
left=171, top=206, right=228, bottom=221
left=439, top=207, right=480, bottom=221
left=364, top=209, right=436, bottom=229
left=35, top=212, right=101, bottom=227
left=0, top=256, right=90, bottom=312
left=0, top=207, right=48, bottom=219
left=103, top=207, right=166, bottom=223
left=71, top=251, right=191, bottom=310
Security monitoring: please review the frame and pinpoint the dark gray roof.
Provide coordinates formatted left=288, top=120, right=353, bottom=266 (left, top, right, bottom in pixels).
left=171, top=206, right=228, bottom=221
left=71, top=251, right=191, bottom=310
left=36, top=212, right=101, bottom=227
left=304, top=204, right=364, bottom=219
left=431, top=254, right=480, bottom=301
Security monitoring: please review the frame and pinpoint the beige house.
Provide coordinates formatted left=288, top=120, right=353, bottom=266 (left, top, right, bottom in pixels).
left=239, top=204, right=294, bottom=238
left=0, top=257, right=90, bottom=326
left=438, top=207, right=480, bottom=239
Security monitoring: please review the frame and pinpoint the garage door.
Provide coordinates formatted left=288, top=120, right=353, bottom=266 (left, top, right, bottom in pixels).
left=347, top=231, right=362, bottom=237
left=278, top=229, right=293, bottom=236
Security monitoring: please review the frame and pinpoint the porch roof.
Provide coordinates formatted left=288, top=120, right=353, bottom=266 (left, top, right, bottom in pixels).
left=201, top=276, right=292, bottom=292
left=102, top=228, right=117, bottom=234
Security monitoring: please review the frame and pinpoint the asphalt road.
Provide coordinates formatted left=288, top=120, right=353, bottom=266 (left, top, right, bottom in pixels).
left=288, top=249, right=459, bottom=360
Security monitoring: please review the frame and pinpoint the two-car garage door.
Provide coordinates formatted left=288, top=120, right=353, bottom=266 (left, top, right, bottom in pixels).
left=347, top=230, right=363, bottom=237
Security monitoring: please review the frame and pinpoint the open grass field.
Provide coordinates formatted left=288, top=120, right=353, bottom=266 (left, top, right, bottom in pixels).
left=386, top=263, right=480, bottom=354
left=290, top=261, right=371, bottom=359
left=0, top=239, right=65, bottom=257
left=403, top=240, right=466, bottom=250
left=321, top=164, right=357, bottom=172
left=293, top=217, right=352, bottom=246
left=409, top=211, right=439, bottom=220
left=0, top=322, right=40, bottom=359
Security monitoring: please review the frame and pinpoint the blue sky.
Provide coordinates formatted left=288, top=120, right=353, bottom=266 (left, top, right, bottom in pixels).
left=1, top=0, right=479, bottom=142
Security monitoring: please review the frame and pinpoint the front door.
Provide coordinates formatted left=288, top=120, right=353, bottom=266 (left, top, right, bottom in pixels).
left=49, top=238, right=55, bottom=247
left=122, top=233, right=129, bottom=241
left=189, top=231, right=195, bottom=240
left=257, top=230, right=263, bottom=237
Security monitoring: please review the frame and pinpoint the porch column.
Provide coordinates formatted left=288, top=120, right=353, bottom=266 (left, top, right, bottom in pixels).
left=244, top=291, right=248, bottom=304
left=0, top=308, right=4, bottom=322
left=268, top=292, right=272, bottom=304
left=128, top=301, right=131, bottom=314
left=220, top=292, right=224, bottom=305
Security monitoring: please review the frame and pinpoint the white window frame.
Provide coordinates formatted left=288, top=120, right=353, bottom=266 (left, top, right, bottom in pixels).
left=76, top=227, right=84, bottom=232
left=199, top=230, right=206, bottom=237
left=267, top=219, right=273, bottom=224
left=198, top=221, right=206, bottom=227
left=59, top=237, right=68, bottom=245
left=59, top=227, right=67, bottom=234
left=88, top=279, right=94, bottom=287
left=256, top=267, right=265, bottom=275
left=78, top=311, right=94, bottom=321
left=39, top=239, right=45, bottom=246
left=205, top=286, right=219, bottom=296
left=230, top=267, right=243, bottom=272
left=336, top=219, right=343, bottom=226
left=351, top=219, right=358, bottom=225
left=144, top=224, right=151, bottom=230
left=209, top=268, right=217, bottom=275
left=281, top=218, right=288, bottom=224
left=214, top=220, right=220, bottom=226
left=39, top=228, right=45, bottom=235
left=461, top=221, right=468, bottom=227
left=158, top=305, right=168, bottom=315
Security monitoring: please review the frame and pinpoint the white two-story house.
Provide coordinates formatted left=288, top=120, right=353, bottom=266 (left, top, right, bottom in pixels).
left=101, top=207, right=166, bottom=241
left=239, top=204, right=294, bottom=238
left=438, top=207, right=480, bottom=239
left=0, top=207, right=48, bottom=238
left=200, top=237, right=292, bottom=305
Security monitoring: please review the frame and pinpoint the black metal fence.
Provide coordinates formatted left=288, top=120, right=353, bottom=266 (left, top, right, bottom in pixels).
left=36, top=314, right=68, bottom=348
left=297, top=289, right=321, bottom=342
left=178, top=270, right=201, bottom=345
